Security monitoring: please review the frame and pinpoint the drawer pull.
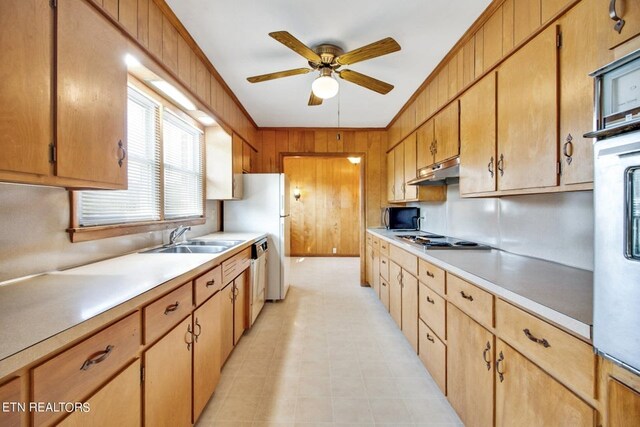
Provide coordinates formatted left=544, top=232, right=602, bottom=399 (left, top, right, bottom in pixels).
left=482, top=341, right=491, bottom=370
left=523, top=328, right=551, bottom=348
left=426, top=333, right=435, bottom=343
left=496, top=351, right=505, bottom=382
left=164, top=301, right=180, bottom=315
left=426, top=296, right=435, bottom=304
left=426, top=271, right=435, bottom=278
left=381, top=260, right=386, bottom=265
left=206, top=279, right=216, bottom=287
left=80, top=345, right=114, bottom=371
left=381, top=282, right=387, bottom=287
left=460, top=291, right=474, bottom=301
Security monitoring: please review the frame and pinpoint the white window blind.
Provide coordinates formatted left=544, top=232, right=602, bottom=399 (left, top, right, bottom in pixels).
left=78, top=87, right=161, bottom=226
left=163, top=111, right=204, bottom=219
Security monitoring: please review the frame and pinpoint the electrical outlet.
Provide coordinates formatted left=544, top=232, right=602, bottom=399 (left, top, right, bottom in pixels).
left=332, top=247, right=337, bottom=254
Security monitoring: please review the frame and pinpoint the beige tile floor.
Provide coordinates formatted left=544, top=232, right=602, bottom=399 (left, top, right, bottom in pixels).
left=196, top=257, right=463, bottom=427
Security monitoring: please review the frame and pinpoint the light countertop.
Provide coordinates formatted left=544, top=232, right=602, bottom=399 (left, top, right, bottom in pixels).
left=368, top=228, right=593, bottom=339
left=0, top=232, right=265, bottom=364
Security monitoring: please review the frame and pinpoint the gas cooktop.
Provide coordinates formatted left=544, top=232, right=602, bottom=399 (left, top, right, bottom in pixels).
left=397, top=233, right=491, bottom=250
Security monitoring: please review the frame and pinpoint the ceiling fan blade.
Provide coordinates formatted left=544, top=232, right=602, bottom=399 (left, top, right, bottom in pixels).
left=269, top=31, right=322, bottom=63
left=338, top=69, right=394, bottom=94
left=247, top=68, right=312, bottom=83
left=308, top=91, right=323, bottom=106
left=335, top=37, right=401, bottom=66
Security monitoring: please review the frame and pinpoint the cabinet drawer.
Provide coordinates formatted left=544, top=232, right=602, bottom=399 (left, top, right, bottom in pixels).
left=419, top=320, right=446, bottom=394
left=0, top=378, right=21, bottom=427
left=144, top=282, right=192, bottom=344
left=194, top=265, right=222, bottom=306
left=379, top=239, right=390, bottom=256
left=222, top=247, right=251, bottom=285
left=380, top=256, right=390, bottom=281
left=418, top=259, right=446, bottom=296
left=32, top=312, right=140, bottom=426
left=367, top=233, right=373, bottom=245
left=447, top=274, right=493, bottom=328
left=389, top=244, right=417, bottom=276
left=419, top=283, right=446, bottom=340
left=380, top=278, right=390, bottom=312
left=495, top=299, right=595, bottom=397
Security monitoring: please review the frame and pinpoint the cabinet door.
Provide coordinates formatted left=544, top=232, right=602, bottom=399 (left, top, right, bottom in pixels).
left=495, top=339, right=595, bottom=427
left=608, top=378, right=640, bottom=427
left=559, top=0, right=611, bottom=186
left=404, top=133, right=418, bottom=200
left=434, top=101, right=460, bottom=164
left=416, top=119, right=435, bottom=170
left=0, top=378, right=21, bottom=427
left=401, top=271, right=419, bottom=352
left=460, top=73, right=497, bottom=195
left=242, top=141, right=252, bottom=173
left=0, top=0, right=51, bottom=178
left=394, top=143, right=405, bottom=201
left=498, top=25, right=558, bottom=191
left=144, top=316, right=192, bottom=427
left=447, top=304, right=494, bottom=427
left=220, top=284, right=235, bottom=363
left=605, top=0, right=640, bottom=49
left=372, top=249, right=380, bottom=297
left=366, top=244, right=374, bottom=286
left=57, top=0, right=127, bottom=188
left=193, top=292, right=222, bottom=423
left=380, top=278, right=390, bottom=311
left=59, top=360, right=141, bottom=427
left=389, top=261, right=403, bottom=328
left=387, top=150, right=395, bottom=202
left=232, top=133, right=244, bottom=198
left=233, top=270, right=247, bottom=345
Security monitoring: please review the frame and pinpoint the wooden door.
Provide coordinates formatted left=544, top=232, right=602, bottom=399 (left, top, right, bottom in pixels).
left=434, top=101, right=460, bottom=164
left=497, top=25, right=558, bottom=191
left=59, top=360, right=141, bottom=427
left=233, top=270, right=248, bottom=345
left=0, top=0, right=51, bottom=178
left=144, top=316, right=192, bottom=427
left=447, top=304, right=494, bottom=427
left=404, top=133, right=418, bottom=200
left=401, top=271, right=419, bottom=352
left=559, top=0, right=612, bottom=186
left=57, top=0, right=127, bottom=188
left=604, top=0, right=640, bottom=49
left=220, top=283, right=234, bottom=363
left=394, top=143, right=405, bottom=201
left=495, top=339, right=595, bottom=427
left=232, top=133, right=244, bottom=198
left=608, top=378, right=640, bottom=427
left=389, top=261, right=403, bottom=328
left=460, top=73, right=497, bottom=195
left=0, top=378, right=21, bottom=427
left=387, top=150, right=395, bottom=202
left=416, top=119, right=435, bottom=170
left=193, top=292, right=222, bottom=423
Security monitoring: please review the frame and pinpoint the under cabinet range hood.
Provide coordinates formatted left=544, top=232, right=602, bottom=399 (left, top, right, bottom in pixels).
left=407, top=157, right=460, bottom=186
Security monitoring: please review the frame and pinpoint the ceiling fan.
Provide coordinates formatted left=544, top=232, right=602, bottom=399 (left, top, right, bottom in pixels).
left=246, top=31, right=401, bottom=106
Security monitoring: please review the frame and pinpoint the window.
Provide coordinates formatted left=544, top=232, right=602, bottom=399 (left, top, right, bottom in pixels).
left=71, top=84, right=205, bottom=241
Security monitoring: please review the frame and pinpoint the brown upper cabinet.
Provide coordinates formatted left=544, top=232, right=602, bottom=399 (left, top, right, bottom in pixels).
left=403, top=133, right=418, bottom=200
left=416, top=119, right=435, bottom=171
left=604, top=0, right=640, bottom=48
left=434, top=101, right=460, bottom=164
left=205, top=128, right=243, bottom=200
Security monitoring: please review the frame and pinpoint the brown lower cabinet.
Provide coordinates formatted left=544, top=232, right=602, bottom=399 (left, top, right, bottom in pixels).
left=0, top=378, right=21, bottom=427
left=221, top=269, right=249, bottom=364
left=220, top=282, right=235, bottom=363
left=233, top=271, right=248, bottom=345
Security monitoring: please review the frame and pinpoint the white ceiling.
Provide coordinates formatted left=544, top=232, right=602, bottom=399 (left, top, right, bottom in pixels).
left=166, top=0, right=491, bottom=128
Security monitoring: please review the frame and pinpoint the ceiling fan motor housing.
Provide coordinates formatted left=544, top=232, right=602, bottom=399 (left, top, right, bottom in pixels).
left=310, top=44, right=344, bottom=69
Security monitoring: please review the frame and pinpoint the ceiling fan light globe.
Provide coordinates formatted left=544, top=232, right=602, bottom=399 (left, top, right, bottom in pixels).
left=312, top=75, right=339, bottom=99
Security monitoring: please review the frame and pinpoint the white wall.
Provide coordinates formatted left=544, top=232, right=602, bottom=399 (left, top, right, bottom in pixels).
left=0, top=183, right=220, bottom=282
left=409, top=183, right=594, bottom=270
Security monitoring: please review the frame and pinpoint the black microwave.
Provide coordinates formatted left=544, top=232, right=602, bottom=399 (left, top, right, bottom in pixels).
left=383, top=207, right=420, bottom=230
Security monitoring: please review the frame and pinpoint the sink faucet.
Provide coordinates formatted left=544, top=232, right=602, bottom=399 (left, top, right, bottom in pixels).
left=168, top=225, right=191, bottom=245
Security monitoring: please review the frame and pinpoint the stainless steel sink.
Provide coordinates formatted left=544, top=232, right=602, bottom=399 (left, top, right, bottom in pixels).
left=141, top=239, right=243, bottom=254
left=185, top=239, right=244, bottom=247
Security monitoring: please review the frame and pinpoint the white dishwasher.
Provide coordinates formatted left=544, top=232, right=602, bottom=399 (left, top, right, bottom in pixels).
left=250, top=238, right=268, bottom=326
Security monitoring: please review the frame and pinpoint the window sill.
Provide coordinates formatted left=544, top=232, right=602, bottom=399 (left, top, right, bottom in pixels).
left=67, top=217, right=206, bottom=243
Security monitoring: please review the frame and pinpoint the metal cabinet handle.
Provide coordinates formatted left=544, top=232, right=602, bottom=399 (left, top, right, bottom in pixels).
left=496, top=351, right=505, bottom=382
left=164, top=301, right=180, bottom=315
left=381, top=260, right=386, bottom=265
left=610, top=0, right=626, bottom=33
left=117, top=140, right=126, bottom=167
left=80, top=345, right=114, bottom=371
left=426, top=271, right=435, bottom=278
left=206, top=279, right=216, bottom=287
left=523, top=328, right=551, bottom=348
left=426, top=333, right=435, bottom=343
left=229, top=288, right=235, bottom=301
left=497, top=154, right=504, bottom=177
left=563, top=134, right=574, bottom=165
left=426, top=296, right=435, bottom=304
left=193, top=318, right=202, bottom=343
left=488, top=156, right=494, bottom=178
left=460, top=290, right=474, bottom=301
left=482, top=341, right=492, bottom=370
left=433, top=140, right=438, bottom=154
left=185, top=324, right=194, bottom=351
left=391, top=185, right=395, bottom=196
left=382, top=282, right=387, bottom=287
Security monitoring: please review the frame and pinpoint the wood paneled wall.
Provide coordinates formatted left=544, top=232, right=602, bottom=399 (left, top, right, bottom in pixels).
left=284, top=157, right=361, bottom=256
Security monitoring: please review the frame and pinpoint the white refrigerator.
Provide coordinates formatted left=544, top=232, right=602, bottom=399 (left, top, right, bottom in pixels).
left=223, top=174, right=290, bottom=300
